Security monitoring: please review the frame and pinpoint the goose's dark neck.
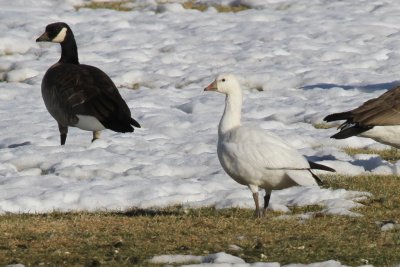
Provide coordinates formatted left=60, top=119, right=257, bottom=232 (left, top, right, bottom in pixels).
left=59, top=36, right=79, bottom=64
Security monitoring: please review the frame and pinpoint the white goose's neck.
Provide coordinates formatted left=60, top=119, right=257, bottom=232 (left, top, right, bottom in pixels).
left=219, top=91, right=242, bottom=135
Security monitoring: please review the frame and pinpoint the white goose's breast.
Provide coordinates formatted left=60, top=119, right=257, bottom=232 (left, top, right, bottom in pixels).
left=217, top=142, right=288, bottom=188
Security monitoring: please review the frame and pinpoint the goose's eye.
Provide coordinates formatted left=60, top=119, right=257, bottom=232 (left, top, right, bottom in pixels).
left=221, top=78, right=226, bottom=82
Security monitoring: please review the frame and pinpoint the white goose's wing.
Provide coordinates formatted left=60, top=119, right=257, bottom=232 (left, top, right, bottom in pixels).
left=285, top=170, right=318, bottom=186
left=221, top=126, right=317, bottom=186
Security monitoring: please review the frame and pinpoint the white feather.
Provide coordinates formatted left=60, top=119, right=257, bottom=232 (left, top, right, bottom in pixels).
left=75, top=115, right=106, bottom=131
left=218, top=126, right=316, bottom=190
left=52, top=27, right=67, bottom=43
left=360, top=126, right=400, bottom=148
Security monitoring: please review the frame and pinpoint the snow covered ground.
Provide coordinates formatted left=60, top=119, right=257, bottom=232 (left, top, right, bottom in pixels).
left=7, top=252, right=374, bottom=267
left=1, top=0, right=400, bottom=218
left=148, top=252, right=373, bottom=267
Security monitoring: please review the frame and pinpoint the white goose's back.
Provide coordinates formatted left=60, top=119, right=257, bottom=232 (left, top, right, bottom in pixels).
left=217, top=125, right=317, bottom=190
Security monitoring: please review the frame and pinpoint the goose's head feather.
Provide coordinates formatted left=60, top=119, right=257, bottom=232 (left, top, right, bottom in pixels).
left=36, top=22, right=72, bottom=43
left=204, top=73, right=241, bottom=95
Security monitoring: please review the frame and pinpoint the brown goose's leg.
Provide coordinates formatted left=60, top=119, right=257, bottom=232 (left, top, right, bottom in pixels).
left=58, top=123, right=68, bottom=146
left=92, top=131, right=101, bottom=142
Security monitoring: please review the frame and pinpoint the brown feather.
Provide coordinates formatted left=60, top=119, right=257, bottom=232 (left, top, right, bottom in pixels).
left=345, top=86, right=400, bottom=126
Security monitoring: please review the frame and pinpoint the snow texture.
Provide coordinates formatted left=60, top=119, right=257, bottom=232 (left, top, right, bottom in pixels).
left=148, top=252, right=373, bottom=267
left=2, top=0, right=400, bottom=216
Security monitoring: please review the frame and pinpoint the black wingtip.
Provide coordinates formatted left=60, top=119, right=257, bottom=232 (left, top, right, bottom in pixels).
left=309, top=170, right=324, bottom=186
left=331, top=132, right=350, bottom=139
left=323, top=114, right=334, bottom=122
left=308, top=161, right=336, bottom=172
left=130, top=117, right=141, bottom=128
left=324, top=111, right=352, bottom=122
left=330, top=126, right=372, bottom=139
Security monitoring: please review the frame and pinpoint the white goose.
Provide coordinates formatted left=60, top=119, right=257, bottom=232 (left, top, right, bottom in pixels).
left=204, top=74, right=335, bottom=217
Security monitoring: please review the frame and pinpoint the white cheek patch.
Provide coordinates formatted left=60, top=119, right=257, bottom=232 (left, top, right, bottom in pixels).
left=52, top=27, right=67, bottom=43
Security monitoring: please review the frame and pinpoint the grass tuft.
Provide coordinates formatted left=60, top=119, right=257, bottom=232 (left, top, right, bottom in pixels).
left=313, top=123, right=335, bottom=129
left=75, top=1, right=251, bottom=13
left=130, top=83, right=141, bottom=90
left=182, top=1, right=250, bottom=13
left=1, top=174, right=400, bottom=266
left=75, top=1, right=133, bottom=12
left=343, top=147, right=400, bottom=163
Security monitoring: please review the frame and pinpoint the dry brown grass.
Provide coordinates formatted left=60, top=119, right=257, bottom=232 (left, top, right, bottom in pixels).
left=182, top=0, right=250, bottom=13
left=75, top=0, right=250, bottom=13
left=75, top=1, right=133, bottom=11
left=313, top=123, right=335, bottom=129
left=1, top=174, right=400, bottom=266
left=343, top=147, right=400, bottom=163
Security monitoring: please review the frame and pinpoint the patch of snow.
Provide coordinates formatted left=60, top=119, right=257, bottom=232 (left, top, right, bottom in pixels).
left=148, top=252, right=371, bottom=267
left=149, top=254, right=204, bottom=264
left=376, top=220, right=400, bottom=231
left=157, top=3, right=186, bottom=13
left=228, top=244, right=243, bottom=251
left=1, top=0, right=399, bottom=216
left=5, top=68, right=39, bottom=82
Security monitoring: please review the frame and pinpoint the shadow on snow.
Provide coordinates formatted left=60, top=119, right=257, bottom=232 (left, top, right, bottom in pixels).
left=301, top=80, right=400, bottom=92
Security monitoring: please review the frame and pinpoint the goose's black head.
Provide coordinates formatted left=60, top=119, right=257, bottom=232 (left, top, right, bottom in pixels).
left=36, top=22, right=79, bottom=64
left=36, top=22, right=73, bottom=43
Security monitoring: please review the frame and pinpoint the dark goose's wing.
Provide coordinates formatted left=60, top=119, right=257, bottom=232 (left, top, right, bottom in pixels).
left=348, top=86, right=400, bottom=126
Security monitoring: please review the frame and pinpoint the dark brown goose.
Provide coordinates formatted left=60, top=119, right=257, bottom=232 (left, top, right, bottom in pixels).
left=324, top=86, right=400, bottom=148
left=36, top=22, right=140, bottom=145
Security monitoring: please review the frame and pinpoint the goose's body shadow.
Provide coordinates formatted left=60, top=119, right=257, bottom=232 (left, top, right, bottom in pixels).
left=114, top=207, right=184, bottom=217
left=0, top=141, right=32, bottom=149
left=301, top=81, right=400, bottom=92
